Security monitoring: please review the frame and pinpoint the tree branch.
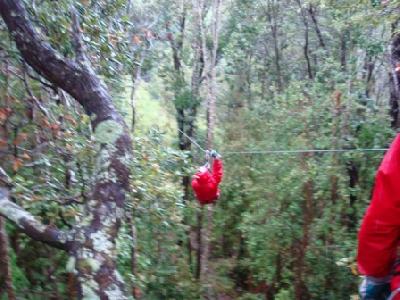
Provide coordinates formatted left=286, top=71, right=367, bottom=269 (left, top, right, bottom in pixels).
left=22, top=63, right=52, bottom=118
left=0, top=186, right=71, bottom=251
left=0, top=0, right=117, bottom=125
left=70, top=6, right=87, bottom=65
left=1, top=1, right=133, bottom=295
left=24, top=65, right=56, bottom=91
left=307, top=4, right=326, bottom=50
left=0, top=0, right=132, bottom=190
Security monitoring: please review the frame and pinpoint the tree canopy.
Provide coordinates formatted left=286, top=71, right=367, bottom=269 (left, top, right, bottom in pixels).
left=0, top=0, right=399, bottom=299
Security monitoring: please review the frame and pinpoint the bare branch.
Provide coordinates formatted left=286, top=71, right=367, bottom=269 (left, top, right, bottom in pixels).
left=70, top=6, right=87, bottom=65
left=24, top=66, right=56, bottom=91
left=0, top=168, right=12, bottom=188
left=0, top=186, right=71, bottom=251
left=22, top=63, right=52, bottom=118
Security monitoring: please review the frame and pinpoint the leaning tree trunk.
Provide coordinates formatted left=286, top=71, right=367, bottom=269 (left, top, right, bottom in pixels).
left=307, top=4, right=326, bottom=50
left=0, top=1, right=133, bottom=298
left=296, top=0, right=313, bottom=80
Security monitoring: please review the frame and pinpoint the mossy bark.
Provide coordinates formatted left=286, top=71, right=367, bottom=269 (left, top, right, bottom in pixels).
left=0, top=1, right=134, bottom=298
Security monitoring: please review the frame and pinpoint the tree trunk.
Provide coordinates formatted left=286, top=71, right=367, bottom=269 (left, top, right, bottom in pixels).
left=296, top=0, right=313, bottom=80
left=0, top=1, right=133, bottom=298
left=307, top=4, right=326, bottom=50
left=363, top=53, right=375, bottom=99
left=200, top=206, right=214, bottom=299
left=340, top=29, right=349, bottom=71
left=0, top=216, right=16, bottom=300
left=67, top=273, right=78, bottom=300
left=346, top=161, right=359, bottom=230
left=266, top=1, right=283, bottom=91
left=127, top=211, right=140, bottom=299
left=195, top=208, right=203, bottom=280
left=293, top=154, right=313, bottom=300
left=0, top=41, right=15, bottom=300
left=130, top=54, right=144, bottom=131
left=168, top=5, right=195, bottom=207
left=390, top=23, right=400, bottom=129
left=197, top=0, right=221, bottom=297
left=330, top=91, right=342, bottom=204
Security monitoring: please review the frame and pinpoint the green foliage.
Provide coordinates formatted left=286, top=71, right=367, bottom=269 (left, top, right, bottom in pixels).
left=1, top=0, right=400, bottom=298
left=117, top=130, right=200, bottom=298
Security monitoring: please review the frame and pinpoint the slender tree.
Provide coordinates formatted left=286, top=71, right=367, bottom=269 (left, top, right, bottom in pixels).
left=196, top=0, right=221, bottom=298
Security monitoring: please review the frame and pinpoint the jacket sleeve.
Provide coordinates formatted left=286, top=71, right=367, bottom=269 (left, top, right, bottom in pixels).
left=357, top=134, right=400, bottom=277
left=212, top=158, right=223, bottom=185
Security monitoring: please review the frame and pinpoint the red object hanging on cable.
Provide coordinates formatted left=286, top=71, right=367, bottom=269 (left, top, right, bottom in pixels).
left=191, top=157, right=223, bottom=205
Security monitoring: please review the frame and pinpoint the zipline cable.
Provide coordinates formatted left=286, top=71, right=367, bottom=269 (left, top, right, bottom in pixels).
left=177, top=128, right=207, bottom=152
left=223, top=148, right=389, bottom=155
left=177, top=128, right=389, bottom=155
left=178, top=128, right=388, bottom=155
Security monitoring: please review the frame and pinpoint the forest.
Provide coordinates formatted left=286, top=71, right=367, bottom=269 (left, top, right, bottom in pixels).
left=0, top=0, right=399, bottom=299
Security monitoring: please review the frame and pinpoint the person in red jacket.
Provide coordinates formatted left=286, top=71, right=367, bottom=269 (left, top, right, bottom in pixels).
left=191, top=150, right=223, bottom=205
left=357, top=134, right=400, bottom=300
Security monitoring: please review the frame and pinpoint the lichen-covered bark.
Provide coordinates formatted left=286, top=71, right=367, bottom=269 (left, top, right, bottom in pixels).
left=70, top=120, right=130, bottom=299
left=0, top=1, right=133, bottom=298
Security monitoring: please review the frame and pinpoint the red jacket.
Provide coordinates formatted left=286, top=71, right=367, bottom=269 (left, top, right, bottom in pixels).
left=191, top=158, right=223, bottom=205
left=358, top=134, right=400, bottom=281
